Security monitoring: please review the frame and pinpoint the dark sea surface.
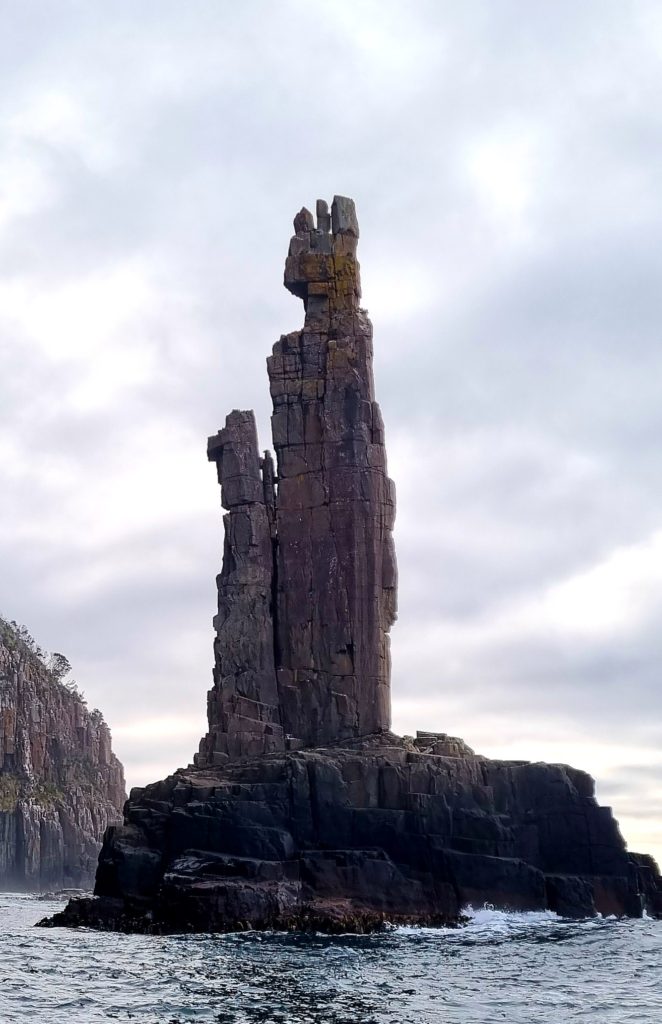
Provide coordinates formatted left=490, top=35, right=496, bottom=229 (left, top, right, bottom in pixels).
left=1, top=893, right=660, bottom=1024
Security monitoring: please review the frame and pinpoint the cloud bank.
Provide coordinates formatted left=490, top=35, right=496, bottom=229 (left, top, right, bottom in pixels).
left=1, top=1, right=661, bottom=860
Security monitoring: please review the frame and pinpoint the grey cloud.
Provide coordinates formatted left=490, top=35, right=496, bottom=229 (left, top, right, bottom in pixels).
left=1, top=2, right=661, bottom=862
left=612, top=764, right=662, bottom=780
left=394, top=621, right=662, bottom=743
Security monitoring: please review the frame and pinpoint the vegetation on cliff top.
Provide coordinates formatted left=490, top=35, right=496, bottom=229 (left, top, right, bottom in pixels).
left=0, top=616, right=105, bottom=724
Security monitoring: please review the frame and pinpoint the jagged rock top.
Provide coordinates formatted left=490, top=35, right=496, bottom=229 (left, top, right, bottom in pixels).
left=284, top=195, right=362, bottom=309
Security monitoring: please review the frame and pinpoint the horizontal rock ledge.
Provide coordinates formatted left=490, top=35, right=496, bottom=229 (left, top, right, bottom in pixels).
left=38, top=733, right=662, bottom=932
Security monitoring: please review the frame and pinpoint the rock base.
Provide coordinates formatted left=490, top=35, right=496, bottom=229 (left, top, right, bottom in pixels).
left=38, top=733, right=662, bottom=933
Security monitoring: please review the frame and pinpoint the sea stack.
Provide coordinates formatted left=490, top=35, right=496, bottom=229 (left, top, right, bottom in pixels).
left=42, top=198, right=662, bottom=933
left=198, top=197, right=396, bottom=763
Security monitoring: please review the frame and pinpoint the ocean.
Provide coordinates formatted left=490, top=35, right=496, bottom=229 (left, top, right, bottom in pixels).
left=1, top=893, right=660, bottom=1023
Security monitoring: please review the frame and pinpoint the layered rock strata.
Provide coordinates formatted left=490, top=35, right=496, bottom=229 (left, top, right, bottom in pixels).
left=42, top=735, right=661, bottom=932
left=0, top=621, right=125, bottom=890
left=42, top=197, right=662, bottom=931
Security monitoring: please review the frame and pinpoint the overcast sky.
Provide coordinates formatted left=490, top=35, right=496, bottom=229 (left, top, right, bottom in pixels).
left=1, top=0, right=661, bottom=863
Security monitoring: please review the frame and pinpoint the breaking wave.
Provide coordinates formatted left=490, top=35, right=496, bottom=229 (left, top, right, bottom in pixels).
left=1, top=893, right=660, bottom=1023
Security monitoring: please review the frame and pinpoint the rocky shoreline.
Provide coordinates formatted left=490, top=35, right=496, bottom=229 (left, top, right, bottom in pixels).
left=0, top=620, right=125, bottom=890
left=39, top=731, right=662, bottom=932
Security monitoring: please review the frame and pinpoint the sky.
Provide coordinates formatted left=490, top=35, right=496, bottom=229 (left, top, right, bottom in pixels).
left=1, top=0, right=661, bottom=864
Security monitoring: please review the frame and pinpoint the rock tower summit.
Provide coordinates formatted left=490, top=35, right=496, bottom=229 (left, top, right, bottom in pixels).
left=197, top=197, right=397, bottom=765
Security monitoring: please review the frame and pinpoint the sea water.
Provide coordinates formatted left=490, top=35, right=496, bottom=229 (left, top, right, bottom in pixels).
left=1, top=893, right=660, bottom=1023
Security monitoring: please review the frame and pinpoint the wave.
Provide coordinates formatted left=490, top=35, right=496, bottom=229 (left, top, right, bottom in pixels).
left=392, top=903, right=629, bottom=948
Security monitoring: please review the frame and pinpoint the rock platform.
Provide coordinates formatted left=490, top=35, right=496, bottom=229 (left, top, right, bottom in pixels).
left=42, top=731, right=662, bottom=931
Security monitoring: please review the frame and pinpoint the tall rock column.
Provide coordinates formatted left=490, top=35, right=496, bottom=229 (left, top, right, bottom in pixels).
left=197, top=410, right=284, bottom=763
left=198, top=197, right=397, bottom=761
left=270, top=196, right=397, bottom=746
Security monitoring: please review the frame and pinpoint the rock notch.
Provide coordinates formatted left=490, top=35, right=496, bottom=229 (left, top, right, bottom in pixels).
left=197, top=196, right=396, bottom=763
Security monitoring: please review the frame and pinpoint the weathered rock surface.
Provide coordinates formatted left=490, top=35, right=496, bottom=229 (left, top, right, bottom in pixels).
left=41, top=197, right=662, bottom=931
left=0, top=619, right=125, bottom=890
left=272, top=197, right=396, bottom=748
left=42, top=734, right=661, bottom=932
left=199, top=410, right=284, bottom=762
left=198, top=198, right=396, bottom=762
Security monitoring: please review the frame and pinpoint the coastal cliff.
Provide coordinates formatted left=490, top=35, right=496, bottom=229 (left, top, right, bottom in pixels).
left=39, top=733, right=662, bottom=931
left=0, top=619, right=125, bottom=890
left=43, top=197, right=662, bottom=932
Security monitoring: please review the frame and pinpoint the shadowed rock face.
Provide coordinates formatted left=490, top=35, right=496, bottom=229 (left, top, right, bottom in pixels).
left=40, top=734, right=662, bottom=933
left=201, top=411, right=283, bottom=761
left=40, top=198, right=662, bottom=933
left=198, top=197, right=396, bottom=762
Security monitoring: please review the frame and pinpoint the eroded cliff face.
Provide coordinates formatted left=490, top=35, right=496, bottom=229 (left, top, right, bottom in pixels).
left=0, top=622, right=125, bottom=890
left=42, top=197, right=662, bottom=933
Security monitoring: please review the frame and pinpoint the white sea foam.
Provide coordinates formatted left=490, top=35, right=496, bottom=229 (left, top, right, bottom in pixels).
left=463, top=904, right=561, bottom=928
left=394, top=904, right=562, bottom=936
left=0, top=893, right=660, bottom=1024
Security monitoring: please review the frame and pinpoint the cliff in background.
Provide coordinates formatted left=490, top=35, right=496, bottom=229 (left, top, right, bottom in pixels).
left=44, top=733, right=662, bottom=932
left=0, top=619, right=125, bottom=890
left=44, top=197, right=662, bottom=933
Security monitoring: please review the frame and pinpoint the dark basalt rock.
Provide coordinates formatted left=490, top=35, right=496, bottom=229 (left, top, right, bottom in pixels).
left=200, top=410, right=284, bottom=761
left=41, top=734, right=661, bottom=932
left=41, top=198, right=662, bottom=931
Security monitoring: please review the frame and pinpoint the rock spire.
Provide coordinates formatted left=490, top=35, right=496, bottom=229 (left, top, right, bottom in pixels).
left=198, top=196, right=397, bottom=763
